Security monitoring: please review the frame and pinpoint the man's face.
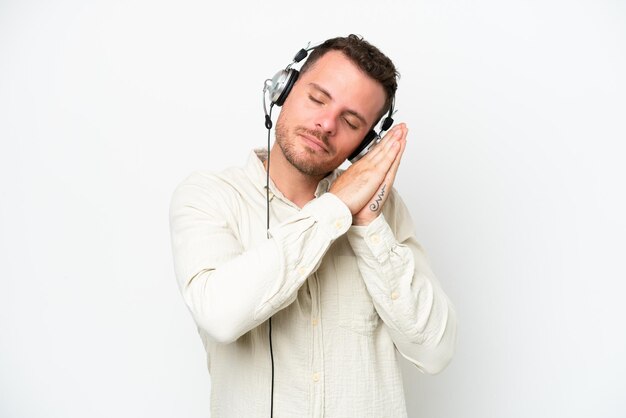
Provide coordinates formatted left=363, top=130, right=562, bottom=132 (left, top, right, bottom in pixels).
left=275, top=50, right=387, bottom=177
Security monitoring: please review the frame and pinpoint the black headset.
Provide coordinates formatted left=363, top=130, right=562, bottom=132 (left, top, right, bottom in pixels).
left=263, top=44, right=395, bottom=163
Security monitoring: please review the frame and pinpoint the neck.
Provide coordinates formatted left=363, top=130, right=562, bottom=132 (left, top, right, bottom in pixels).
left=265, top=145, right=324, bottom=208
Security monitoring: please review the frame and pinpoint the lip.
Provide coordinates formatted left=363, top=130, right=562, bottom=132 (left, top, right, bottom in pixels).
left=298, top=133, right=328, bottom=152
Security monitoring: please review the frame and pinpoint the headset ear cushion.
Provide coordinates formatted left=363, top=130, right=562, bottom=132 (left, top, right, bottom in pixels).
left=275, top=69, right=299, bottom=106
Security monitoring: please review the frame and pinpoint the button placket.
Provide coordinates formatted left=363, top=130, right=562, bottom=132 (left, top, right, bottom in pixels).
left=310, top=272, right=325, bottom=414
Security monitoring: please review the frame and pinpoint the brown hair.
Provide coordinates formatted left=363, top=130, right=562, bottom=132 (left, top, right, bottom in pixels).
left=300, top=34, right=399, bottom=122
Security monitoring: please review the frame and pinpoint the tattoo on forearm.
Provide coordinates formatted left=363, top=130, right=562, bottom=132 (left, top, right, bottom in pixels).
left=369, top=184, right=387, bottom=211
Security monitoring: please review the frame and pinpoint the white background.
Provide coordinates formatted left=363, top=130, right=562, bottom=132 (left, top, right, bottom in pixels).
left=1, top=0, right=625, bottom=417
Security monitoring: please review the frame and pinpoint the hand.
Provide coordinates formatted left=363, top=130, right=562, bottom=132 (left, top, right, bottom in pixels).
left=329, top=123, right=408, bottom=225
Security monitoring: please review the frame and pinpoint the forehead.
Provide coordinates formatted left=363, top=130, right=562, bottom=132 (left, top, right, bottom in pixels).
left=298, top=51, right=386, bottom=123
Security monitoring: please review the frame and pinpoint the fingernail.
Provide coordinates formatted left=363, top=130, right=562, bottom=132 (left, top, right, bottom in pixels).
left=393, top=130, right=402, bottom=138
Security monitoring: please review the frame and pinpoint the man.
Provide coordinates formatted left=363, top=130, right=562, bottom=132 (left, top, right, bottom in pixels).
left=170, top=35, right=456, bottom=417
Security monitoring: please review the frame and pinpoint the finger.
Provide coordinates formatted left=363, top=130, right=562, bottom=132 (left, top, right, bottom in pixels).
left=368, top=135, right=402, bottom=174
left=372, top=126, right=408, bottom=173
left=380, top=129, right=408, bottom=187
left=391, top=128, right=408, bottom=169
left=367, top=126, right=406, bottom=167
left=376, top=124, right=407, bottom=155
left=360, top=124, right=405, bottom=161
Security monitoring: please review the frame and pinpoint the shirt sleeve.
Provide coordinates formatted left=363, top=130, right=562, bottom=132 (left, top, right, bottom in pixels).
left=346, top=190, right=457, bottom=374
left=169, top=172, right=352, bottom=344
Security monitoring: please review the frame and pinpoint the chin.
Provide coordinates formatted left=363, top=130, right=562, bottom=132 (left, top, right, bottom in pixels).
left=276, top=121, right=342, bottom=176
left=286, top=147, right=338, bottom=177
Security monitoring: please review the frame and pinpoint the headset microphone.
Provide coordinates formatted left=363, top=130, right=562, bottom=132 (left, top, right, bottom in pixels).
left=293, top=48, right=308, bottom=63
left=265, top=114, right=272, bottom=130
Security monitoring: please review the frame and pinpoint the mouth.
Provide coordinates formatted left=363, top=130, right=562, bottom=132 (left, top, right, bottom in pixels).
left=298, top=132, right=329, bottom=153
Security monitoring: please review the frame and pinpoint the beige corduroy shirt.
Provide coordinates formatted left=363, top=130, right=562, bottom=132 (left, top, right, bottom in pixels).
left=169, top=150, right=457, bottom=418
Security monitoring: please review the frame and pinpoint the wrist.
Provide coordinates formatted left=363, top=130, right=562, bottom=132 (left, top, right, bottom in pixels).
left=352, top=212, right=380, bottom=226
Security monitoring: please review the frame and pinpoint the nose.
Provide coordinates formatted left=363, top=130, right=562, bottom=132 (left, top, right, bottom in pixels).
left=314, top=107, right=337, bottom=137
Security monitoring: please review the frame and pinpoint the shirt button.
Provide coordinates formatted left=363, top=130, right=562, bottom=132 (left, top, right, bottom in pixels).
left=334, top=219, right=344, bottom=230
left=391, top=291, right=399, bottom=300
left=312, top=318, right=318, bottom=326
left=370, top=234, right=380, bottom=245
left=312, top=372, right=320, bottom=382
left=297, top=266, right=307, bottom=277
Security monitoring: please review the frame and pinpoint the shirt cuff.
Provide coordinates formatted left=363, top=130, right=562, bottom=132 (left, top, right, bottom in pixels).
left=346, top=213, right=397, bottom=263
left=301, top=192, right=352, bottom=239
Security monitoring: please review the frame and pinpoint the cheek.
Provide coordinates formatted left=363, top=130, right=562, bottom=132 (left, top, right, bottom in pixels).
left=277, top=100, right=304, bottom=130
left=332, top=135, right=363, bottom=161
left=344, top=132, right=366, bottom=152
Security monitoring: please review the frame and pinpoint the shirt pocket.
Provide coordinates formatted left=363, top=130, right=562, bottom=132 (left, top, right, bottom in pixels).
left=335, top=255, right=379, bottom=336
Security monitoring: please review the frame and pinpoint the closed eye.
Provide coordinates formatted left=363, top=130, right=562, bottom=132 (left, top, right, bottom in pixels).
left=344, top=118, right=358, bottom=130
left=308, top=95, right=323, bottom=104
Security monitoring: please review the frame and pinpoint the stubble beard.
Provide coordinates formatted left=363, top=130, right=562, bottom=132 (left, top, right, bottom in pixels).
left=275, top=117, right=335, bottom=178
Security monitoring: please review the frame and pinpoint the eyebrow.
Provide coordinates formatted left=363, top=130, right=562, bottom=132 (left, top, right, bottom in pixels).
left=308, top=82, right=368, bottom=126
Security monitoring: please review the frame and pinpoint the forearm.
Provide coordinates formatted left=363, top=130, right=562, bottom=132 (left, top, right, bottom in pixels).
left=347, top=201, right=456, bottom=373
left=180, top=239, right=282, bottom=344
left=170, top=184, right=351, bottom=344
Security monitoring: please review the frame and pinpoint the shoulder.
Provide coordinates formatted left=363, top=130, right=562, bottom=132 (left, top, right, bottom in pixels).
left=170, top=164, right=252, bottom=215
left=173, top=166, right=244, bottom=194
